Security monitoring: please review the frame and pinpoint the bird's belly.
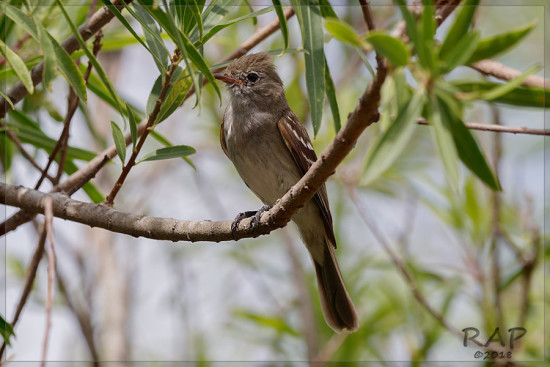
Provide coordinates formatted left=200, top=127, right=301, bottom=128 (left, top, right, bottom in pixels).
left=228, top=136, right=301, bottom=206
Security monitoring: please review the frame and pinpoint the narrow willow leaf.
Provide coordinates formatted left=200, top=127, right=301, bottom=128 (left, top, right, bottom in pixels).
left=138, top=145, right=196, bottom=163
left=56, top=0, right=124, bottom=114
left=453, top=81, right=548, bottom=108
left=272, top=0, right=289, bottom=54
left=461, top=66, right=538, bottom=101
left=37, top=25, right=56, bottom=91
left=4, top=4, right=39, bottom=41
left=366, top=32, right=409, bottom=67
left=324, top=18, right=367, bottom=49
left=0, top=39, right=33, bottom=94
left=0, top=315, right=15, bottom=346
left=436, top=95, right=500, bottom=191
left=439, top=0, right=480, bottom=60
left=319, top=0, right=338, bottom=19
left=129, top=3, right=171, bottom=72
left=101, top=0, right=167, bottom=73
left=394, top=0, right=417, bottom=44
left=183, top=0, right=203, bottom=39
left=324, top=57, right=340, bottom=132
left=292, top=1, right=325, bottom=136
left=468, top=21, right=537, bottom=64
left=127, top=103, right=138, bottom=148
left=429, top=93, right=460, bottom=190
left=416, top=3, right=437, bottom=72
left=47, top=33, right=87, bottom=102
left=110, top=121, right=126, bottom=165
left=440, top=31, right=479, bottom=72
left=200, top=6, right=274, bottom=45
left=0, top=90, right=14, bottom=110
left=158, top=73, right=192, bottom=122
left=362, top=90, right=424, bottom=185
left=7, top=114, right=95, bottom=161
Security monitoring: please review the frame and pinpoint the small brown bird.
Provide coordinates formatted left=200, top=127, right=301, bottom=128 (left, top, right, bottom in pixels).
left=214, top=53, right=358, bottom=333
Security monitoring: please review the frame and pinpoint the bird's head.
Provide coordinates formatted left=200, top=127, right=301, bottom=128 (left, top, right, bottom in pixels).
left=214, top=53, right=286, bottom=108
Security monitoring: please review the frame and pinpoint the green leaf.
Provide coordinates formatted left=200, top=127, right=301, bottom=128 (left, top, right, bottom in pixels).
left=234, top=310, right=299, bottom=336
left=127, top=103, right=138, bottom=148
left=324, top=57, right=340, bottom=132
left=366, top=32, right=409, bottom=67
left=131, top=3, right=170, bottom=72
left=176, top=0, right=203, bottom=39
left=272, top=0, right=289, bottom=54
left=8, top=111, right=96, bottom=161
left=453, top=81, right=548, bottom=108
left=56, top=0, right=123, bottom=114
left=0, top=90, right=14, bottom=110
left=439, top=0, right=480, bottom=60
left=318, top=0, right=339, bottom=19
left=468, top=21, right=537, bottom=64
left=0, top=314, right=15, bottom=346
left=110, top=121, right=126, bottom=166
left=416, top=3, right=437, bottom=72
left=395, top=0, right=417, bottom=45
left=4, top=4, right=38, bottom=41
left=0, top=39, right=33, bottom=94
left=362, top=89, right=424, bottom=185
left=158, top=72, right=192, bottom=122
left=101, top=0, right=167, bottom=73
left=428, top=93, right=460, bottom=190
left=200, top=6, right=274, bottom=45
left=462, top=66, right=538, bottom=101
left=138, top=145, right=196, bottom=163
left=37, top=25, right=56, bottom=91
left=435, top=94, right=500, bottom=191
left=46, top=32, right=87, bottom=102
left=440, top=31, right=479, bottom=72
left=324, top=18, right=367, bottom=49
left=292, top=1, right=325, bottom=136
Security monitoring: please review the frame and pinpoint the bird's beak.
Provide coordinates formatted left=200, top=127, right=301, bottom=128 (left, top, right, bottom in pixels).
left=213, top=73, right=245, bottom=85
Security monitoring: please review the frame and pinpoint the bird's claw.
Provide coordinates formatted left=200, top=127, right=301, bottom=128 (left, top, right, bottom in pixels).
left=231, top=205, right=273, bottom=237
left=250, top=204, right=272, bottom=231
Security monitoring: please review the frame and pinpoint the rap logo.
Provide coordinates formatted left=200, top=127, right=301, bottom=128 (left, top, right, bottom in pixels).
left=462, top=327, right=526, bottom=349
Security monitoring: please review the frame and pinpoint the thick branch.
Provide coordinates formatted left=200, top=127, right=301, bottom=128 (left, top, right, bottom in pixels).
left=1, top=60, right=387, bottom=241
left=0, top=0, right=133, bottom=118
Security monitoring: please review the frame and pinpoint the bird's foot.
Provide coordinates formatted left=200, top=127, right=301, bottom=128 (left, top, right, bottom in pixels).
left=231, top=205, right=273, bottom=237
left=250, top=204, right=272, bottom=231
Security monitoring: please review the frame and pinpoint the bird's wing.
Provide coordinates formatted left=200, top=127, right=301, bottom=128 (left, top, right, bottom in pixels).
left=277, top=110, right=337, bottom=248
left=220, top=113, right=230, bottom=159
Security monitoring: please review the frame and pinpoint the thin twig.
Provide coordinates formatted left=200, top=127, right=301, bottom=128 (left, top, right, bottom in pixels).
left=489, top=106, right=504, bottom=330
left=359, top=0, right=377, bottom=31
left=55, top=265, right=100, bottom=364
left=0, top=227, right=47, bottom=356
left=417, top=118, right=549, bottom=136
left=104, top=51, right=181, bottom=205
left=348, top=185, right=463, bottom=338
left=41, top=196, right=56, bottom=367
left=0, top=120, right=56, bottom=183
left=471, top=59, right=550, bottom=90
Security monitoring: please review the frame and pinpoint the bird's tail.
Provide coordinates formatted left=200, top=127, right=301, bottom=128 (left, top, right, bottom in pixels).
left=313, top=242, right=358, bottom=333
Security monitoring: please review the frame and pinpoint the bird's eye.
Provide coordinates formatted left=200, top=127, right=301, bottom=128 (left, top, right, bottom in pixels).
left=246, top=72, right=259, bottom=83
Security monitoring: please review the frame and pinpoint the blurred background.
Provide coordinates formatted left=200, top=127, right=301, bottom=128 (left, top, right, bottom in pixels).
left=1, top=0, right=547, bottom=364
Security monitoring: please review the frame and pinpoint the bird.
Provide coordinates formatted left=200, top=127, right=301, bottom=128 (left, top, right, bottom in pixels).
left=214, top=52, right=358, bottom=333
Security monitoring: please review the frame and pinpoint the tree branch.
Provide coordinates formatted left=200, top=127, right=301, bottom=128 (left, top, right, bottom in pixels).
left=471, top=59, right=550, bottom=90
left=0, top=0, right=133, bottom=118
left=417, top=117, right=549, bottom=136
left=0, top=7, right=295, bottom=237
